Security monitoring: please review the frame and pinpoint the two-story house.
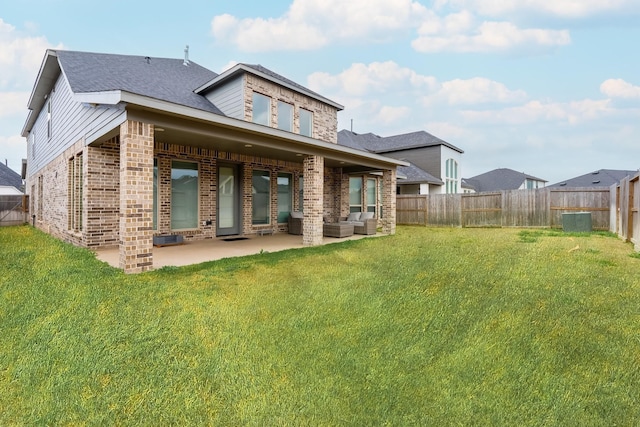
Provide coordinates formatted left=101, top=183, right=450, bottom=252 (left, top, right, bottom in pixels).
left=22, top=50, right=405, bottom=273
left=338, top=130, right=464, bottom=195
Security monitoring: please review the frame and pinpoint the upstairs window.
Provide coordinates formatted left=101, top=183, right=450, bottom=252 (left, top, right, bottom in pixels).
left=445, top=158, right=458, bottom=194
left=252, top=92, right=270, bottom=126
left=47, top=98, right=52, bottom=138
left=299, top=108, right=313, bottom=137
left=277, top=101, right=293, bottom=132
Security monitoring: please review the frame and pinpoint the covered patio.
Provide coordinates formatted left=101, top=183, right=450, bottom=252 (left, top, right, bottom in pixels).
left=95, top=232, right=382, bottom=269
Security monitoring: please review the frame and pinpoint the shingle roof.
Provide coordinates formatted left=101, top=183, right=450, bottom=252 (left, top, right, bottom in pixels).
left=397, top=163, right=443, bottom=185
left=464, top=168, right=547, bottom=192
left=548, top=169, right=638, bottom=188
left=0, top=163, right=23, bottom=190
left=57, top=50, right=222, bottom=114
left=337, top=129, right=463, bottom=154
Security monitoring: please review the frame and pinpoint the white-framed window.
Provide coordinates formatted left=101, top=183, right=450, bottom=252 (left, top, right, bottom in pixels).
left=68, top=153, right=83, bottom=232
left=525, top=179, right=540, bottom=190
left=153, top=158, right=158, bottom=230
left=299, top=108, right=313, bottom=137
left=277, top=173, right=292, bottom=223
left=349, top=176, right=363, bottom=213
left=277, top=101, right=293, bottom=132
left=298, top=175, right=304, bottom=211
left=252, top=92, right=270, bottom=126
left=171, top=161, right=199, bottom=230
left=47, top=98, right=52, bottom=139
left=445, top=158, right=458, bottom=194
left=252, top=170, right=270, bottom=225
left=366, top=178, right=377, bottom=214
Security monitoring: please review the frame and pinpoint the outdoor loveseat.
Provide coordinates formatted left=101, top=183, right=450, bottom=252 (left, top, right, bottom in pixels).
left=339, top=212, right=377, bottom=235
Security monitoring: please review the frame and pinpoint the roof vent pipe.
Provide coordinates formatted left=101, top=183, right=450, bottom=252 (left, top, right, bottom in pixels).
left=183, top=45, right=190, bottom=66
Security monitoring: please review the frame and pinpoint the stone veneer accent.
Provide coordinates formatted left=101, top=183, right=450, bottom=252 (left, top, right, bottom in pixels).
left=119, top=120, right=154, bottom=273
left=244, top=74, right=339, bottom=144
left=303, top=155, right=324, bottom=245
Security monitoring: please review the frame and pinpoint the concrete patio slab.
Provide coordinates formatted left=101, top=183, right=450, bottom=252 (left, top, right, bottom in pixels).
left=94, top=232, right=379, bottom=270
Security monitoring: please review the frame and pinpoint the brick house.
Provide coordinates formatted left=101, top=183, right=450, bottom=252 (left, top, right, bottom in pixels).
left=22, top=50, right=404, bottom=273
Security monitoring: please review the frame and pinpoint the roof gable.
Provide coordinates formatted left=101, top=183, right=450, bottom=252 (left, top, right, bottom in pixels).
left=196, top=63, right=344, bottom=110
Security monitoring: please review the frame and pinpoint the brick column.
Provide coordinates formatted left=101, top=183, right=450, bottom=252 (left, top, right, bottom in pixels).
left=119, top=120, right=154, bottom=273
left=303, top=155, right=324, bottom=245
left=382, top=168, right=397, bottom=235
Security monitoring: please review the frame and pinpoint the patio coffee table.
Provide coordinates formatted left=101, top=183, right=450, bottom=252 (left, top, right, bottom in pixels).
left=323, top=222, right=354, bottom=238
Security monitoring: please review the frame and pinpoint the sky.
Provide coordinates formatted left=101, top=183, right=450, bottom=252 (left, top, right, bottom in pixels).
left=1, top=0, right=639, bottom=184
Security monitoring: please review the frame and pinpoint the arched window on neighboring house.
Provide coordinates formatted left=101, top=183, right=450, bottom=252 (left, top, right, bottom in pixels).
left=445, top=158, right=458, bottom=194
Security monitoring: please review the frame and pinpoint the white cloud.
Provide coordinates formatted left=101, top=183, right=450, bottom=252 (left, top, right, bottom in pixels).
left=600, top=79, right=640, bottom=99
left=413, top=19, right=570, bottom=53
left=460, top=99, right=613, bottom=125
left=0, top=18, right=63, bottom=89
left=435, top=0, right=635, bottom=19
left=210, top=0, right=578, bottom=54
left=211, top=0, right=428, bottom=52
left=374, top=106, right=412, bottom=125
left=424, top=77, right=527, bottom=105
left=308, top=61, right=438, bottom=98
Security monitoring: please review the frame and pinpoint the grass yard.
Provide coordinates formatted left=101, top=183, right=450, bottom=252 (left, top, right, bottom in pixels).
left=1, top=225, right=639, bottom=425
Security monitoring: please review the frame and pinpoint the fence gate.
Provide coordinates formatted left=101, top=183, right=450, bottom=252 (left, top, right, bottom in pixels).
left=0, top=195, right=28, bottom=226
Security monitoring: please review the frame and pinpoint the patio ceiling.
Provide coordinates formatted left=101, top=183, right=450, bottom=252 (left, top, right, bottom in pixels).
left=91, top=94, right=406, bottom=173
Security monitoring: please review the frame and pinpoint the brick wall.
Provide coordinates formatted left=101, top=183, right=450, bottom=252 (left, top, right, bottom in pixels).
left=26, top=139, right=85, bottom=247
left=119, top=120, right=154, bottom=273
left=244, top=74, right=339, bottom=144
left=303, top=155, right=324, bottom=245
left=85, top=138, right=119, bottom=248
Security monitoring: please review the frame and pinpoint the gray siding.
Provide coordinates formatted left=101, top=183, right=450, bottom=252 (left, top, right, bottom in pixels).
left=203, top=75, right=244, bottom=120
left=384, top=146, right=442, bottom=179
left=27, top=73, right=125, bottom=176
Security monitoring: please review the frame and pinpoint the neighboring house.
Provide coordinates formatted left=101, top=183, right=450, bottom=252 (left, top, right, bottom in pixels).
left=548, top=169, right=638, bottom=188
left=464, top=168, right=547, bottom=192
left=22, top=49, right=405, bottom=273
left=0, top=162, right=23, bottom=194
left=338, top=129, right=464, bottom=194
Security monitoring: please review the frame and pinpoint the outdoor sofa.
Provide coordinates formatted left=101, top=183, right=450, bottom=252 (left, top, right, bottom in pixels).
left=339, top=211, right=377, bottom=235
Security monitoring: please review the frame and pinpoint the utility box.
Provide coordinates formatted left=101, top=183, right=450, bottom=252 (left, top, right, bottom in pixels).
left=562, top=212, right=592, bottom=232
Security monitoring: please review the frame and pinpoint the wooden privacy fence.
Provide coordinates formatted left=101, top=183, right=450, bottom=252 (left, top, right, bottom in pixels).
left=397, top=187, right=611, bottom=230
left=611, top=172, right=639, bottom=250
left=0, top=195, right=29, bottom=226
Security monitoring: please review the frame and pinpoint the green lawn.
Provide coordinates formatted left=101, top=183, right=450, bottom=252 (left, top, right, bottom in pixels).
left=1, top=225, right=639, bottom=425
